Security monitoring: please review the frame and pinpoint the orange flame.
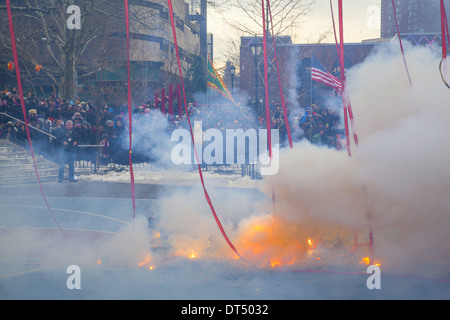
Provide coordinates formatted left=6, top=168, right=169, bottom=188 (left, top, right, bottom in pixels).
left=137, top=253, right=154, bottom=270
left=233, top=215, right=311, bottom=269
left=174, top=249, right=198, bottom=260
left=360, top=256, right=381, bottom=266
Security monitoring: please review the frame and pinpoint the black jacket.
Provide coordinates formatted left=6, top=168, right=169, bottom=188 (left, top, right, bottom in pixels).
left=56, top=127, right=80, bottom=152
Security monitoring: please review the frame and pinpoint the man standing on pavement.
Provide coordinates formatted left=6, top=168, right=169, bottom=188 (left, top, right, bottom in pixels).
left=56, top=120, right=79, bottom=182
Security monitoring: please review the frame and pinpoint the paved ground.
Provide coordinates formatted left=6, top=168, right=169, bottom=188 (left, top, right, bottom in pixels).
left=0, top=178, right=262, bottom=200
left=0, top=180, right=180, bottom=199
left=0, top=179, right=449, bottom=300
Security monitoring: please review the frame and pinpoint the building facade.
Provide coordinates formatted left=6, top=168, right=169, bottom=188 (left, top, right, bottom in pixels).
left=0, top=0, right=206, bottom=104
left=99, top=0, right=206, bottom=102
left=239, top=36, right=376, bottom=111
left=380, top=0, right=450, bottom=38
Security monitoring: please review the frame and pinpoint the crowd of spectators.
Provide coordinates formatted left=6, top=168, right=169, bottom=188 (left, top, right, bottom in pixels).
left=294, top=103, right=344, bottom=149
left=170, top=100, right=344, bottom=149
left=0, top=89, right=128, bottom=163
left=0, top=88, right=344, bottom=168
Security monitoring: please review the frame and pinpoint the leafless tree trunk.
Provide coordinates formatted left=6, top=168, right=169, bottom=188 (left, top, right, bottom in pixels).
left=0, top=0, right=162, bottom=102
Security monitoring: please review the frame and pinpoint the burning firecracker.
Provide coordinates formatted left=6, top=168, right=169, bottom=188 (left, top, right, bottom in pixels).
left=35, top=64, right=42, bottom=73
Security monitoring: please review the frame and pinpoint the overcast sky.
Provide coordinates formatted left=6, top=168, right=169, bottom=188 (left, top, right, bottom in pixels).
left=208, top=0, right=382, bottom=64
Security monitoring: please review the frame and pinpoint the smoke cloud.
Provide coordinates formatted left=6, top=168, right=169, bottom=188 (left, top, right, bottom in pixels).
left=256, top=42, right=450, bottom=277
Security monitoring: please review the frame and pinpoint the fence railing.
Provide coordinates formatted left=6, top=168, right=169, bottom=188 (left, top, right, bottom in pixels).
left=1, top=112, right=260, bottom=179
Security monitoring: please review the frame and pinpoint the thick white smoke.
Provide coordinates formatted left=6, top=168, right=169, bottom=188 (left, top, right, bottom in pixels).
left=256, top=42, right=450, bottom=276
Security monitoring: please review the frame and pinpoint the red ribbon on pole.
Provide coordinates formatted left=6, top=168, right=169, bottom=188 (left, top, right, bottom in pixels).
left=330, top=0, right=351, bottom=157
left=391, top=0, right=413, bottom=87
left=166, top=0, right=244, bottom=262
left=331, top=0, right=373, bottom=264
left=6, top=0, right=62, bottom=232
left=261, top=0, right=272, bottom=160
left=266, top=0, right=293, bottom=149
left=441, top=0, right=450, bottom=59
left=124, top=0, right=136, bottom=219
left=442, top=0, right=447, bottom=59
left=440, top=0, right=449, bottom=85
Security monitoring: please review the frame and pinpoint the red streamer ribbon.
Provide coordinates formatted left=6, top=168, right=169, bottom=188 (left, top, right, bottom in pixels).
left=441, top=0, right=450, bottom=61
left=391, top=0, right=413, bottom=87
left=6, top=0, right=63, bottom=232
left=442, top=0, right=447, bottom=59
left=266, top=0, right=293, bottom=149
left=124, top=0, right=136, bottom=219
left=338, top=2, right=359, bottom=150
left=331, top=0, right=373, bottom=265
left=166, top=0, right=244, bottom=262
left=261, top=0, right=272, bottom=160
left=330, top=0, right=352, bottom=156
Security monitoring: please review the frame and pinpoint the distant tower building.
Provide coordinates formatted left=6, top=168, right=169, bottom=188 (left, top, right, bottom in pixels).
left=189, top=0, right=201, bottom=15
left=380, top=0, right=450, bottom=38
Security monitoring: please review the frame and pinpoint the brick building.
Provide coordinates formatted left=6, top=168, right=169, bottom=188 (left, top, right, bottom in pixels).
left=381, top=0, right=450, bottom=38
left=239, top=36, right=376, bottom=111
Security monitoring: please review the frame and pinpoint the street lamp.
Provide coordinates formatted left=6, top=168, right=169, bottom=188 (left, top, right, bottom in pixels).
left=229, top=64, right=236, bottom=93
left=249, top=36, right=262, bottom=115
left=262, top=64, right=272, bottom=108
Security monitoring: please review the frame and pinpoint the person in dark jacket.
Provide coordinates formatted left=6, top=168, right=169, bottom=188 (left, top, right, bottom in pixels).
left=56, top=120, right=79, bottom=182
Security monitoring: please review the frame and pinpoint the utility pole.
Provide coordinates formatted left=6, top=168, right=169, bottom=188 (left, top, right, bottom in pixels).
left=200, top=0, right=208, bottom=101
left=200, top=0, right=207, bottom=61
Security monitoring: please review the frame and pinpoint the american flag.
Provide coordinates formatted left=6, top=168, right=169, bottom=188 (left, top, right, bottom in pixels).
left=311, top=54, right=343, bottom=92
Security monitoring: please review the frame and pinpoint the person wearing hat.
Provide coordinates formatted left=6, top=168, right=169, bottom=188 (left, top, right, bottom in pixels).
left=28, top=109, right=38, bottom=126
left=300, top=106, right=312, bottom=125
left=55, top=120, right=79, bottom=182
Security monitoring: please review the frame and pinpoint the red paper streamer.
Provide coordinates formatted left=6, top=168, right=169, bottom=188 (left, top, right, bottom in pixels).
left=6, top=0, right=63, bottom=232
left=266, top=0, right=293, bottom=149
left=330, top=0, right=351, bottom=157
left=124, top=0, right=136, bottom=219
left=337, top=1, right=359, bottom=150
left=391, top=0, right=413, bottom=87
left=261, top=0, right=272, bottom=160
left=330, top=0, right=373, bottom=265
left=166, top=0, right=244, bottom=262
left=441, top=0, right=450, bottom=61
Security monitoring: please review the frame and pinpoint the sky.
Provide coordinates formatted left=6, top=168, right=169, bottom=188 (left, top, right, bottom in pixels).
left=207, top=0, right=382, bottom=65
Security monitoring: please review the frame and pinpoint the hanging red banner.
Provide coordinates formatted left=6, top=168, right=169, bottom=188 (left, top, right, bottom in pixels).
left=124, top=0, right=136, bottom=219
left=6, top=0, right=62, bottom=232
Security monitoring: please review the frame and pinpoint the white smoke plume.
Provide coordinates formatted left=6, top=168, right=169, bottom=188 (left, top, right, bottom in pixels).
left=255, top=42, right=450, bottom=277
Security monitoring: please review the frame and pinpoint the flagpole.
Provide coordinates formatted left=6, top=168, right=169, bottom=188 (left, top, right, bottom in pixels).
left=310, top=56, right=313, bottom=141
left=206, top=56, right=209, bottom=108
left=310, top=56, right=313, bottom=108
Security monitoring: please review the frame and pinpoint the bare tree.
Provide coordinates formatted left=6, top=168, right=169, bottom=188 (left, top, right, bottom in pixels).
left=0, top=0, right=162, bottom=102
left=211, top=0, right=315, bottom=37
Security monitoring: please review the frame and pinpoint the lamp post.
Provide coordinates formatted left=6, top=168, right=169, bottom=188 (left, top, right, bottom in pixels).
left=229, top=64, right=236, bottom=93
left=249, top=36, right=262, bottom=116
left=263, top=64, right=271, bottom=109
